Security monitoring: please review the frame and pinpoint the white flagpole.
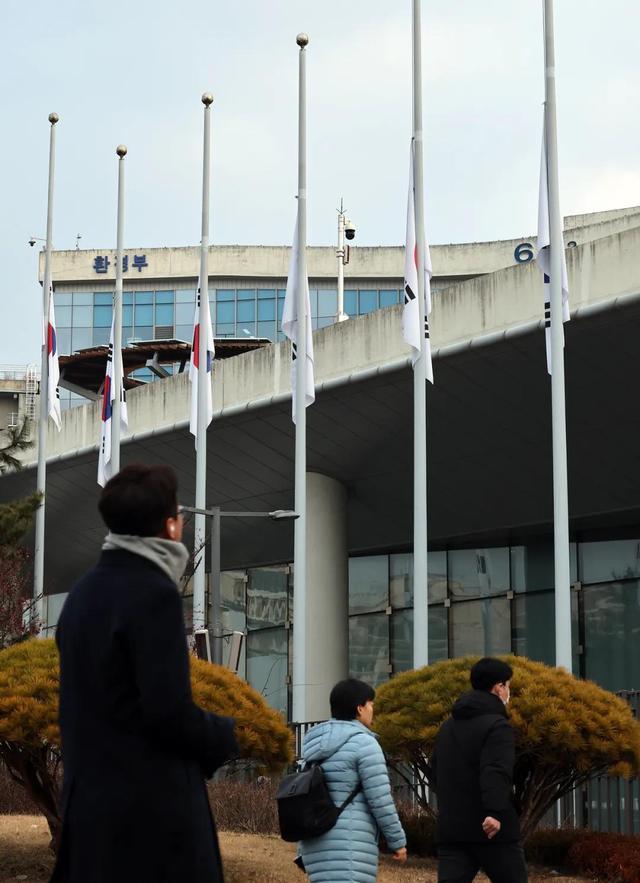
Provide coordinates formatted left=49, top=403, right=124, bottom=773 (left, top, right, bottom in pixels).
left=292, top=33, right=309, bottom=723
left=111, top=145, right=127, bottom=475
left=543, top=0, right=572, bottom=671
left=412, top=0, right=429, bottom=668
left=193, top=93, right=213, bottom=632
left=33, top=112, right=59, bottom=627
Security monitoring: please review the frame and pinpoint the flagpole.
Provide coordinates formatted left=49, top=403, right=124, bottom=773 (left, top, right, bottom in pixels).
left=412, top=0, right=429, bottom=668
left=33, top=112, right=59, bottom=627
left=543, top=0, right=572, bottom=671
left=111, top=145, right=127, bottom=475
left=292, top=33, right=309, bottom=723
left=193, top=93, right=213, bottom=633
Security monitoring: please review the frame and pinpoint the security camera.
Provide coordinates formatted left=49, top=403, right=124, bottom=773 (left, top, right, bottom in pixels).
left=28, top=237, right=37, bottom=247
left=344, top=219, right=356, bottom=241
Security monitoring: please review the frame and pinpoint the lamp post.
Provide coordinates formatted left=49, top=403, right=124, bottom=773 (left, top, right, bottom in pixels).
left=181, top=505, right=298, bottom=664
left=336, top=199, right=355, bottom=323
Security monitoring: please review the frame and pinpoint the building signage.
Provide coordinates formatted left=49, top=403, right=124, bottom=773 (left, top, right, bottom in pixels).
left=93, top=254, right=149, bottom=274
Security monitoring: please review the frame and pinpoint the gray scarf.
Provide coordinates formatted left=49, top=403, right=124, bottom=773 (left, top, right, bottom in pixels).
left=102, top=533, right=189, bottom=586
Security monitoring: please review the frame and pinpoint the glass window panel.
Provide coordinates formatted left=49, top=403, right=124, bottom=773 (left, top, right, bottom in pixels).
left=135, top=304, right=153, bottom=326
left=156, top=290, right=174, bottom=304
left=258, top=288, right=276, bottom=300
left=276, top=330, right=286, bottom=343
left=278, top=288, right=286, bottom=300
left=216, top=323, right=235, bottom=337
left=584, top=581, right=640, bottom=691
left=73, top=304, right=93, bottom=327
left=349, top=556, right=388, bottom=615
left=277, top=299, right=285, bottom=322
left=123, top=292, right=134, bottom=305
left=312, top=318, right=318, bottom=331
left=257, top=322, right=276, bottom=340
left=349, top=613, right=389, bottom=687
left=176, top=288, right=197, bottom=303
left=56, top=328, right=71, bottom=354
left=358, top=290, right=377, bottom=314
left=390, top=550, right=448, bottom=608
left=135, top=291, right=153, bottom=305
left=92, top=327, right=109, bottom=346
left=56, top=305, right=72, bottom=327
left=134, top=326, right=153, bottom=341
left=512, top=543, right=578, bottom=592
left=72, top=292, right=93, bottom=305
left=317, top=317, right=334, bottom=330
left=344, top=290, right=357, bottom=316
left=54, top=292, right=72, bottom=307
left=237, top=300, right=255, bottom=322
left=580, top=540, right=640, bottom=584
left=380, top=290, right=400, bottom=308
left=155, top=303, right=173, bottom=325
left=93, top=305, right=112, bottom=327
left=176, top=302, right=194, bottom=325
left=94, top=292, right=112, bottom=305
left=247, top=566, right=288, bottom=630
left=217, top=302, right=234, bottom=324
left=513, top=592, right=555, bottom=665
left=246, top=628, right=288, bottom=717
left=175, top=324, right=192, bottom=342
left=318, top=290, right=338, bottom=318
left=448, top=548, right=510, bottom=597
left=123, top=305, right=133, bottom=327
left=237, top=289, right=255, bottom=301
left=258, top=299, right=275, bottom=321
left=220, top=570, right=247, bottom=677
left=308, top=289, right=318, bottom=317
left=216, top=289, right=234, bottom=302
left=391, top=607, right=448, bottom=673
left=122, top=327, right=134, bottom=346
left=450, top=597, right=511, bottom=657
left=71, top=327, right=92, bottom=351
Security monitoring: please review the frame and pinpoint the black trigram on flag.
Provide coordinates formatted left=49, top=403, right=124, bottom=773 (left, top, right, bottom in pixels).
left=404, top=283, right=416, bottom=305
left=544, top=298, right=551, bottom=329
left=424, top=317, right=430, bottom=341
left=291, top=342, right=298, bottom=362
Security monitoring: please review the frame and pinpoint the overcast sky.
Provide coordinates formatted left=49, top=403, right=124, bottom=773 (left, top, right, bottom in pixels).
left=2, top=0, right=639, bottom=364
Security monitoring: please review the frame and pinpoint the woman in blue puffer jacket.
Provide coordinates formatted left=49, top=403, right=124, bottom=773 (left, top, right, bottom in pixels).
left=298, top=678, right=407, bottom=882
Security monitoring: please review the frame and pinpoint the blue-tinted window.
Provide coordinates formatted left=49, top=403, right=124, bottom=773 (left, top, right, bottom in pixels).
left=317, top=316, right=333, bottom=329
left=349, top=613, right=389, bottom=687
left=258, top=288, right=276, bottom=300
left=380, top=290, right=400, bottom=308
left=217, top=302, right=234, bottom=325
left=56, top=305, right=72, bottom=327
left=123, top=327, right=134, bottom=346
left=135, top=291, right=153, bottom=305
left=318, top=290, right=338, bottom=318
left=258, top=299, right=275, bottom=321
left=448, top=548, right=510, bottom=597
left=237, top=300, right=255, bottom=322
left=349, top=556, right=388, bottom=615
left=237, top=289, right=255, bottom=301
left=57, top=328, right=71, bottom=354
left=580, top=540, right=640, bottom=584
left=278, top=288, right=286, bottom=300
left=216, top=323, right=235, bottom=337
left=135, top=304, right=153, bottom=326
left=72, top=327, right=92, bottom=351
left=308, top=289, right=318, bottom=317
left=277, top=300, right=284, bottom=321
left=93, top=326, right=109, bottom=346
left=155, top=303, right=173, bottom=325
left=94, top=292, right=112, bottom=305
left=257, top=321, right=275, bottom=340
left=176, top=289, right=196, bottom=303
left=94, top=305, right=112, bottom=327
left=175, top=302, right=193, bottom=325
left=239, top=323, right=257, bottom=338
left=344, top=290, right=357, bottom=316
left=134, top=326, right=153, bottom=341
left=359, top=290, right=377, bottom=314
left=216, top=289, right=235, bottom=302
left=123, top=305, right=133, bottom=327
left=156, top=290, right=174, bottom=304
left=175, top=324, right=192, bottom=343
left=73, top=292, right=93, bottom=305
left=123, top=292, right=134, bottom=305
left=55, top=292, right=72, bottom=307
left=73, top=305, right=93, bottom=327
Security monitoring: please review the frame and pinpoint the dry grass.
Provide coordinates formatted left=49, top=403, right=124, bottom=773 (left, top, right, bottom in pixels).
left=0, top=816, right=587, bottom=882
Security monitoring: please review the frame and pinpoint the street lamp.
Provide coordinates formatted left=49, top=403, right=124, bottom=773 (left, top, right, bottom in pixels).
left=181, top=505, right=298, bottom=665
left=336, top=199, right=355, bottom=323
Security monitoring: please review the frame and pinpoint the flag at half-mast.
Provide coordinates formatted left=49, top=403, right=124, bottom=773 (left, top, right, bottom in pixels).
left=44, top=284, right=61, bottom=430
left=97, top=318, right=128, bottom=487
left=282, top=210, right=315, bottom=422
left=536, top=118, right=570, bottom=375
left=402, top=140, right=433, bottom=384
left=188, top=280, right=215, bottom=441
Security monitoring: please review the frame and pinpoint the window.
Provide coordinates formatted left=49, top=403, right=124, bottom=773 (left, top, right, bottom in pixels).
left=258, top=299, right=275, bottom=321
left=247, top=628, right=288, bottom=717
left=390, top=607, right=448, bottom=672
left=513, top=592, right=555, bottom=665
left=56, top=305, right=72, bottom=327
left=237, top=300, right=255, bottom=323
left=56, top=328, right=71, bottom=354
left=349, top=613, right=389, bottom=687
left=134, top=326, right=153, bottom=341
left=93, top=305, right=112, bottom=327
left=358, top=290, right=377, bottom=314
left=123, top=305, right=133, bottom=327
left=349, top=556, right=388, bottom=615
left=584, top=581, right=640, bottom=691
left=176, top=302, right=194, bottom=326
left=72, top=292, right=93, bottom=305
left=156, top=290, right=174, bottom=304
left=71, top=327, right=92, bottom=351
left=448, top=548, right=510, bottom=597
left=318, top=290, right=338, bottom=318
left=580, top=540, right=640, bottom=584
left=217, top=302, right=234, bottom=325
left=155, top=303, right=173, bottom=326
left=344, top=290, right=357, bottom=316
left=247, top=567, right=288, bottom=630
left=450, top=597, right=511, bottom=657
left=175, top=324, right=192, bottom=343
left=177, top=289, right=197, bottom=303
left=237, top=289, right=255, bottom=300
left=216, top=289, right=235, bottom=302
left=308, top=289, right=318, bottom=318
left=135, top=304, right=153, bottom=327
left=73, top=305, right=93, bottom=328
left=54, top=292, right=72, bottom=307
left=93, top=327, right=110, bottom=346
left=380, top=290, right=400, bottom=308
left=389, top=551, right=448, bottom=608
left=123, top=292, right=134, bottom=305
left=94, top=292, right=112, bottom=306
left=257, top=322, right=276, bottom=340
left=135, top=291, right=153, bottom=305
left=258, top=288, right=276, bottom=300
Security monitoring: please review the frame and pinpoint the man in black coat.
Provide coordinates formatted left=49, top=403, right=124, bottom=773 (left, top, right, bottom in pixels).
left=50, top=464, right=238, bottom=883
left=431, top=657, right=527, bottom=883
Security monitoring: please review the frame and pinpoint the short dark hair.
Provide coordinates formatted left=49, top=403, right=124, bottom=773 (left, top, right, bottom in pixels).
left=98, top=464, right=178, bottom=537
left=470, top=657, right=513, bottom=692
left=330, top=678, right=375, bottom=721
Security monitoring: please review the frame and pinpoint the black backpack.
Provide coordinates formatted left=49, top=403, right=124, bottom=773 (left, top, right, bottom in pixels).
left=276, top=736, right=362, bottom=842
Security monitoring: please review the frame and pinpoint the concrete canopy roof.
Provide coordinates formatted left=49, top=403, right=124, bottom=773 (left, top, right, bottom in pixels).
left=6, top=224, right=640, bottom=596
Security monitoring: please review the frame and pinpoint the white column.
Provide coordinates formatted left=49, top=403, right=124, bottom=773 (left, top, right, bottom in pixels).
left=303, top=472, right=349, bottom=722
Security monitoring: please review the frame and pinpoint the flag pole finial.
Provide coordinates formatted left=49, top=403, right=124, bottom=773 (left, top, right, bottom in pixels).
left=116, top=144, right=127, bottom=158
left=48, top=112, right=59, bottom=125
left=201, top=92, right=214, bottom=107
left=296, top=32, right=309, bottom=48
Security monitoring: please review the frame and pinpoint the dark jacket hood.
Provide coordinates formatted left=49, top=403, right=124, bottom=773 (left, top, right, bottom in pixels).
left=452, top=689, right=508, bottom=721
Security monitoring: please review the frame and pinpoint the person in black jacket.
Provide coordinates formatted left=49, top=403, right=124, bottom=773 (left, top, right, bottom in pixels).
left=50, top=463, right=238, bottom=883
left=431, top=657, right=527, bottom=883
